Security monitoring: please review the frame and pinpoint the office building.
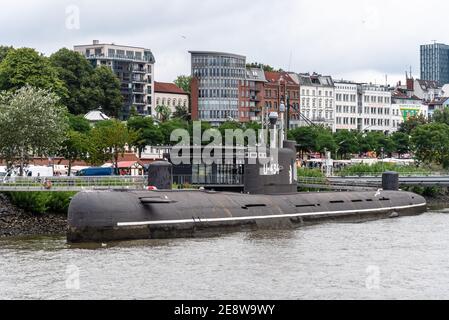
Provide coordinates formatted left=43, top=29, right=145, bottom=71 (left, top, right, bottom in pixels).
left=190, top=51, right=246, bottom=126
left=420, top=43, right=449, bottom=85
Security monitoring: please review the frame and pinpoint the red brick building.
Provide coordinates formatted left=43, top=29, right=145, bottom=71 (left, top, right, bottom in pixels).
left=262, top=71, right=301, bottom=126
left=238, top=68, right=267, bottom=122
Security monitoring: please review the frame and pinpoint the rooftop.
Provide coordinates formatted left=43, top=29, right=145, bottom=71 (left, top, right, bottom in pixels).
left=298, top=73, right=334, bottom=87
left=417, top=79, right=441, bottom=90
left=245, top=68, right=267, bottom=82
left=264, top=71, right=297, bottom=85
left=84, top=109, right=110, bottom=122
left=189, top=51, right=246, bottom=59
left=74, top=40, right=152, bottom=51
left=154, top=82, right=188, bottom=95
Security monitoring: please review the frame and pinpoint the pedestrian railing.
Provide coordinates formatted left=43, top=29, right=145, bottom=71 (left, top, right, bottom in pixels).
left=0, top=176, right=147, bottom=192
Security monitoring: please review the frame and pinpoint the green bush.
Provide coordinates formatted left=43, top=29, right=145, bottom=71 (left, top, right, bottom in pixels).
left=297, top=168, right=326, bottom=186
left=338, top=163, right=431, bottom=177
left=297, top=168, right=326, bottom=179
left=4, top=192, right=76, bottom=215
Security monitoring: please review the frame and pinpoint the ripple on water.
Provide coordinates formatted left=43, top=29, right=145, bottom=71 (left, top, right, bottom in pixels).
left=1, top=212, right=449, bottom=299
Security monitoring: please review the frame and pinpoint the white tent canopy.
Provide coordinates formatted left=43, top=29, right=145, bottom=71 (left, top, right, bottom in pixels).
left=84, top=108, right=110, bottom=122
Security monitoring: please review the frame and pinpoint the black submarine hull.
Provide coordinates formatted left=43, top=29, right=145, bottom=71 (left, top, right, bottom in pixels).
left=67, top=189, right=427, bottom=243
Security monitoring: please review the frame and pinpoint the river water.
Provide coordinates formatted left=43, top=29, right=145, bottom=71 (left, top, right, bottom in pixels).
left=1, top=210, right=449, bottom=300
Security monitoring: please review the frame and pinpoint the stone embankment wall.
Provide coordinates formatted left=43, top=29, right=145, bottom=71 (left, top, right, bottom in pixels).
left=0, top=194, right=66, bottom=238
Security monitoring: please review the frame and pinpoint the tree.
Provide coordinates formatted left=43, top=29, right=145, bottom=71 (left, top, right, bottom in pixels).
left=314, top=127, right=336, bottom=155
left=358, top=131, right=380, bottom=155
left=432, top=107, right=449, bottom=125
left=173, top=105, right=191, bottom=121
left=218, top=121, right=243, bottom=136
left=0, top=48, right=68, bottom=98
left=398, top=114, right=428, bottom=135
left=0, top=86, right=68, bottom=175
left=245, top=122, right=262, bottom=132
left=127, top=116, right=164, bottom=157
left=334, top=130, right=359, bottom=159
left=159, top=119, right=189, bottom=145
left=155, top=105, right=172, bottom=122
left=411, top=123, right=449, bottom=168
left=375, top=133, right=396, bottom=157
left=49, top=48, right=97, bottom=115
left=188, top=121, right=214, bottom=146
left=288, top=126, right=318, bottom=157
left=246, top=62, right=283, bottom=72
left=174, top=75, right=192, bottom=94
left=391, top=132, right=411, bottom=158
left=129, top=106, right=139, bottom=118
left=89, top=66, right=123, bottom=118
left=0, top=46, right=12, bottom=64
left=59, top=130, right=90, bottom=176
left=88, top=120, right=139, bottom=171
left=58, top=114, right=92, bottom=176
left=68, top=114, right=91, bottom=133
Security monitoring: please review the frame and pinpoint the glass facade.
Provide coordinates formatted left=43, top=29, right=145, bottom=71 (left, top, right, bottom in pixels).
left=191, top=52, right=246, bottom=125
left=421, top=43, right=449, bottom=85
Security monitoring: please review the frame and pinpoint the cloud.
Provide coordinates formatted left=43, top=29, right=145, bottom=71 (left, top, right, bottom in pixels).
left=0, top=0, right=446, bottom=84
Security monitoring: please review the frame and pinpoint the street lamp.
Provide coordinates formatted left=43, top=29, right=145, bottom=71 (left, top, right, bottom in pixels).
left=279, top=101, right=286, bottom=144
left=268, top=112, right=279, bottom=149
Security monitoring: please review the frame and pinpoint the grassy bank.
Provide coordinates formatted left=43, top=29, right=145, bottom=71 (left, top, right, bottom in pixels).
left=3, top=192, right=76, bottom=215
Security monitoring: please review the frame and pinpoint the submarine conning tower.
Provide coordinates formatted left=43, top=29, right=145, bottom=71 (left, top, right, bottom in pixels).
left=244, top=140, right=298, bottom=195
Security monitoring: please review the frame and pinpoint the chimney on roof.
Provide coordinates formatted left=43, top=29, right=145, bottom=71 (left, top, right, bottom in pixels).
left=406, top=76, right=414, bottom=91
left=93, top=40, right=99, bottom=45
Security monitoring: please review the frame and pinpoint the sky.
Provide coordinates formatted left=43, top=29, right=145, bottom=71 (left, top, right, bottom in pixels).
left=0, top=0, right=447, bottom=85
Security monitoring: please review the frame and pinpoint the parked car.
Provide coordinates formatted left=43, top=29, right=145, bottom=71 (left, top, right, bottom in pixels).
left=75, top=167, right=115, bottom=177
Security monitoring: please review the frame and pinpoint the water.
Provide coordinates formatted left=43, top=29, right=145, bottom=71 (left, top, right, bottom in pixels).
left=1, top=210, right=449, bottom=300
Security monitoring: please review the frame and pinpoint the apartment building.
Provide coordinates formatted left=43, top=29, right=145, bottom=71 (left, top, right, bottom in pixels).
left=263, top=71, right=301, bottom=128
left=334, top=81, right=361, bottom=131
left=239, top=68, right=267, bottom=123
left=74, top=40, right=155, bottom=119
left=406, top=75, right=444, bottom=103
left=391, top=88, right=428, bottom=130
left=299, top=73, right=335, bottom=130
left=360, top=84, right=395, bottom=133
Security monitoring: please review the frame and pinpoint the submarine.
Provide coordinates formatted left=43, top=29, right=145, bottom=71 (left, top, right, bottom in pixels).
left=67, top=142, right=427, bottom=243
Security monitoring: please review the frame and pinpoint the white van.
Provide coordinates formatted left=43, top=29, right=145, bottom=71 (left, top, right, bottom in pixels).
left=0, top=166, right=6, bottom=179
left=25, top=166, right=54, bottom=177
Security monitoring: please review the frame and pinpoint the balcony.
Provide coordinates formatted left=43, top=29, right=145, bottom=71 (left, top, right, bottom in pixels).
left=249, top=86, right=260, bottom=92
left=132, top=67, right=146, bottom=73
left=250, top=96, right=261, bottom=102
left=133, top=87, right=145, bottom=93
left=132, top=77, right=146, bottom=83
left=85, top=53, right=155, bottom=63
left=250, top=106, right=261, bottom=113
